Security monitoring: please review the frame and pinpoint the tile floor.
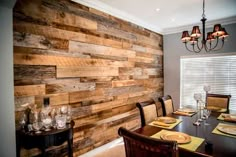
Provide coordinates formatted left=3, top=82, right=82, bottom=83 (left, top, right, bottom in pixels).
left=79, top=138, right=125, bottom=157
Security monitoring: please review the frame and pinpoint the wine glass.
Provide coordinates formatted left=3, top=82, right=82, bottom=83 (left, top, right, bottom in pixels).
left=203, top=85, right=211, bottom=93
left=203, top=109, right=211, bottom=125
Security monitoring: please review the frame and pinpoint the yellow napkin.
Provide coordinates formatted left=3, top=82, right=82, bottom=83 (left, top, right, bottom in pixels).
left=217, top=113, right=236, bottom=123
left=149, top=119, right=182, bottom=129
left=151, top=130, right=204, bottom=151
left=212, top=123, right=236, bottom=138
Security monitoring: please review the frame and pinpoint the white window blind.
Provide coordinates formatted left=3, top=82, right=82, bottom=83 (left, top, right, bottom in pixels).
left=180, top=54, right=236, bottom=111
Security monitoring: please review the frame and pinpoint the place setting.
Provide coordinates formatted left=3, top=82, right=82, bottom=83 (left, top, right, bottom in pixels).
left=149, top=116, right=182, bottom=129
left=151, top=130, right=205, bottom=151
left=212, top=123, right=236, bottom=138
left=173, top=108, right=197, bottom=116
left=217, top=113, right=236, bottom=123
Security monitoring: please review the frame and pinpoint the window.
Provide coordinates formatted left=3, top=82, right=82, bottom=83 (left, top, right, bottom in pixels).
left=180, top=54, right=236, bottom=110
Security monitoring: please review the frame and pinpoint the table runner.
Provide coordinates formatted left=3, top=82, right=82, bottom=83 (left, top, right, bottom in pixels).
left=151, top=130, right=204, bottom=151
left=149, top=119, right=182, bottom=129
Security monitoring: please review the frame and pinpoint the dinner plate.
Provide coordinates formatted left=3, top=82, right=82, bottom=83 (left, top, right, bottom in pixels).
left=217, top=125, right=236, bottom=136
left=156, top=117, right=177, bottom=124
left=177, top=108, right=195, bottom=113
left=160, top=131, right=191, bottom=144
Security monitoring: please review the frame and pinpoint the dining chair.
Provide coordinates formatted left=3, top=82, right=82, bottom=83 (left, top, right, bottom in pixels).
left=159, top=95, right=175, bottom=116
left=118, top=127, right=179, bottom=157
left=179, top=148, right=213, bottom=157
left=206, top=93, right=231, bottom=112
left=136, top=99, right=161, bottom=127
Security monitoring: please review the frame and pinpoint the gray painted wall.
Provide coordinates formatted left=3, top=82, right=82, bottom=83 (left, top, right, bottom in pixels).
left=0, top=1, right=16, bottom=156
left=163, top=23, right=236, bottom=109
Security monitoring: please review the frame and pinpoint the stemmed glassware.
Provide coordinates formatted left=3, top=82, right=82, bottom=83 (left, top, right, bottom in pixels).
left=203, top=84, right=211, bottom=107
left=203, top=108, right=211, bottom=125
left=193, top=93, right=202, bottom=126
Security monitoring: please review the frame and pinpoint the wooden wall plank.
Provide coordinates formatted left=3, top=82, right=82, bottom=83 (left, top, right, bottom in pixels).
left=35, top=93, right=69, bottom=106
left=14, top=84, right=45, bottom=96
left=14, top=65, right=56, bottom=81
left=14, top=32, right=69, bottom=50
left=46, top=79, right=95, bottom=94
left=112, top=80, right=143, bottom=88
left=57, top=66, right=119, bottom=78
left=69, top=89, right=104, bottom=103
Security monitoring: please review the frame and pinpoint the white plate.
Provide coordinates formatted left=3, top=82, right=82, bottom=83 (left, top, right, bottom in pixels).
left=160, top=131, right=191, bottom=144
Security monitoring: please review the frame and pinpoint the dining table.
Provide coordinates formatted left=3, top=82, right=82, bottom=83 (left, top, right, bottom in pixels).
left=134, top=111, right=236, bottom=157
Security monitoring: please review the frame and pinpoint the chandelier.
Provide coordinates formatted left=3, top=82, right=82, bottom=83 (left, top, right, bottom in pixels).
left=181, top=0, right=229, bottom=53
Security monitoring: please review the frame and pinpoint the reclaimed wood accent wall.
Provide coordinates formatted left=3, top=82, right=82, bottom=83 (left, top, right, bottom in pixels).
left=13, top=0, right=163, bottom=156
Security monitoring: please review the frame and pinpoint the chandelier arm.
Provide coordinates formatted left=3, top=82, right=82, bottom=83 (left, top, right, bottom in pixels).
left=193, top=43, right=201, bottom=53
left=211, top=38, right=225, bottom=51
left=204, top=42, right=211, bottom=52
left=196, top=39, right=204, bottom=51
left=184, top=42, right=196, bottom=52
left=209, top=37, right=220, bottom=50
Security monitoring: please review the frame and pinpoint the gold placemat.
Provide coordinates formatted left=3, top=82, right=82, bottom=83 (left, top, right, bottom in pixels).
left=217, top=113, right=224, bottom=120
left=151, top=130, right=204, bottom=151
left=173, top=111, right=196, bottom=117
left=212, top=123, right=236, bottom=138
left=149, top=119, right=182, bottom=129
left=217, top=108, right=227, bottom=113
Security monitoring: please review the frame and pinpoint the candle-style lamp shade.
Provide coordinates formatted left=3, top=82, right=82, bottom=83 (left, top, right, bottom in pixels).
left=219, top=28, right=229, bottom=39
left=181, top=31, right=191, bottom=43
left=212, top=24, right=225, bottom=37
left=191, top=26, right=201, bottom=38
left=206, top=32, right=215, bottom=42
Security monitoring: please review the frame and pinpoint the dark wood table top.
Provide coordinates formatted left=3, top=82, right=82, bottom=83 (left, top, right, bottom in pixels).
left=134, top=112, right=236, bottom=157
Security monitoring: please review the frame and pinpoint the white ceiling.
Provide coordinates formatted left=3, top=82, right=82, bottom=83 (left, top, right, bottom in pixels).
left=73, top=0, right=236, bottom=34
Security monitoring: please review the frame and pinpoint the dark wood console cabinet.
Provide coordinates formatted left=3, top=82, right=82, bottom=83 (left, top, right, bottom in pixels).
left=16, top=121, right=74, bottom=157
